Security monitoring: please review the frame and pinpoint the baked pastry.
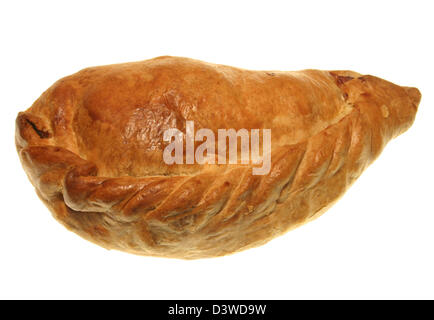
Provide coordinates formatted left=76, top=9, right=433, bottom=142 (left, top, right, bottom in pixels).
left=15, top=56, right=420, bottom=259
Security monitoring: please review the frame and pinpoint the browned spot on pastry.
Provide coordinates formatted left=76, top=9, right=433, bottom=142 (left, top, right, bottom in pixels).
left=25, top=119, right=51, bottom=138
left=358, top=76, right=368, bottom=83
left=337, top=76, right=354, bottom=85
left=330, top=73, right=354, bottom=86
left=329, top=72, right=356, bottom=86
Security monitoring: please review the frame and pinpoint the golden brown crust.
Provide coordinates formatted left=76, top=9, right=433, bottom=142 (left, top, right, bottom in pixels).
left=15, top=56, right=420, bottom=259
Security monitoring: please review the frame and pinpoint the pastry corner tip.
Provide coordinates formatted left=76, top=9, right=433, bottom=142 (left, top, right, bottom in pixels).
left=403, top=86, right=422, bottom=108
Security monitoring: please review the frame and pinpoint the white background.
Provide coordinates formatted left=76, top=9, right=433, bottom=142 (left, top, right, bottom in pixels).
left=1, top=0, right=433, bottom=299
